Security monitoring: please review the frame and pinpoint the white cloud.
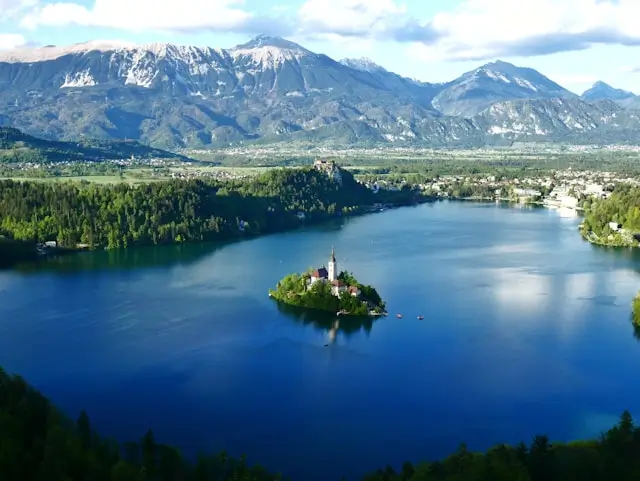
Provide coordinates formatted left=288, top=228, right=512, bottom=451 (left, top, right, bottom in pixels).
left=299, top=0, right=403, bottom=37
left=0, top=0, right=37, bottom=20
left=12, top=0, right=640, bottom=66
left=0, top=0, right=36, bottom=9
left=271, top=4, right=291, bottom=12
left=301, top=33, right=375, bottom=54
left=412, top=0, right=640, bottom=61
left=297, top=0, right=435, bottom=42
left=20, top=0, right=251, bottom=32
left=0, top=33, right=27, bottom=50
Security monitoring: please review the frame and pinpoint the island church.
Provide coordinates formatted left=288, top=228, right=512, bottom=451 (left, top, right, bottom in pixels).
left=308, top=248, right=360, bottom=297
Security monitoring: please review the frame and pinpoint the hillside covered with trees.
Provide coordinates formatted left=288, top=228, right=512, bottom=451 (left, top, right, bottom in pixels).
left=0, top=367, right=282, bottom=481
left=0, top=127, right=189, bottom=163
left=3, top=365, right=640, bottom=481
left=0, top=167, right=418, bottom=251
left=581, top=185, right=640, bottom=246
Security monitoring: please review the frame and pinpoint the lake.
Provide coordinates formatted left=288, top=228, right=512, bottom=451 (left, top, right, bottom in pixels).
left=2, top=201, right=640, bottom=481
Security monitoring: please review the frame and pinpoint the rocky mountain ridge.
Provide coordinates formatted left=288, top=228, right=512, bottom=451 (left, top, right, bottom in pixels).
left=581, top=81, right=640, bottom=110
left=0, top=35, right=639, bottom=149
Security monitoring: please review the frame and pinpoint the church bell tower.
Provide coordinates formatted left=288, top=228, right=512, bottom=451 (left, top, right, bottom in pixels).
left=328, top=247, right=337, bottom=281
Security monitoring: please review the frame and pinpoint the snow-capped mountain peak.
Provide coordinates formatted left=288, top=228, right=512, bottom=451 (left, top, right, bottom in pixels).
left=475, top=66, right=513, bottom=84
left=231, top=45, right=307, bottom=70
left=2, top=36, right=639, bottom=149
left=0, top=39, right=137, bottom=63
left=230, top=35, right=312, bottom=70
left=340, top=57, right=386, bottom=73
left=462, top=61, right=544, bottom=92
left=235, top=35, right=307, bottom=51
left=431, top=60, right=574, bottom=117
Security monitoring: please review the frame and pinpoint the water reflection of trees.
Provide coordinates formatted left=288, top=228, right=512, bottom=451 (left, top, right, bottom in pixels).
left=275, top=301, right=377, bottom=339
left=632, top=322, right=640, bottom=342
left=632, top=307, right=640, bottom=342
left=9, top=242, right=221, bottom=275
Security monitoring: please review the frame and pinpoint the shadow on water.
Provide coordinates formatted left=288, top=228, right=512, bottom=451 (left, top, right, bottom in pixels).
left=8, top=242, right=222, bottom=275
left=275, top=301, right=378, bottom=337
left=587, top=244, right=640, bottom=280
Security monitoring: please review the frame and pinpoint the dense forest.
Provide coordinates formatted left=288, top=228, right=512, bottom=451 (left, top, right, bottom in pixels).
left=0, top=367, right=283, bottom=481
left=362, top=412, right=640, bottom=481
left=4, top=366, right=640, bottom=481
left=0, top=167, right=418, bottom=252
left=581, top=185, right=640, bottom=246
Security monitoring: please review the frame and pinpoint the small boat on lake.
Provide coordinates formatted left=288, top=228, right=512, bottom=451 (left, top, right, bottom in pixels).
left=417, top=315, right=424, bottom=320
left=396, top=314, right=403, bottom=319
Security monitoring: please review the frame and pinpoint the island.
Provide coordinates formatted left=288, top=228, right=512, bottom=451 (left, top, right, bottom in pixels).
left=269, top=248, right=386, bottom=317
left=633, top=292, right=640, bottom=327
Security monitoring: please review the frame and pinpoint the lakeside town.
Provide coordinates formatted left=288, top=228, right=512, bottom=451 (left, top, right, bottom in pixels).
left=364, top=168, right=640, bottom=206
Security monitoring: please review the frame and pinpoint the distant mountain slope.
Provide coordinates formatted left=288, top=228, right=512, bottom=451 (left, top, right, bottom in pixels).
left=340, top=57, right=444, bottom=106
left=0, top=127, right=189, bottom=162
left=1, top=36, right=640, bottom=148
left=0, top=36, right=449, bottom=148
left=582, top=81, right=635, bottom=101
left=477, top=97, right=640, bottom=144
left=431, top=61, right=574, bottom=117
left=581, top=81, right=640, bottom=110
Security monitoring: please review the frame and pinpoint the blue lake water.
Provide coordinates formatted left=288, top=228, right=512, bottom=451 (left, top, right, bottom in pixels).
left=1, top=201, right=640, bottom=480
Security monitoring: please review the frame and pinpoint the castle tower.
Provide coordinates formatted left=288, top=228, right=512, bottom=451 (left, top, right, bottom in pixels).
left=328, top=247, right=337, bottom=281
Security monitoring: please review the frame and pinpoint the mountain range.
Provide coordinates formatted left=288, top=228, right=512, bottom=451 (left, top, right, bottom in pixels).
left=0, top=35, right=639, bottom=149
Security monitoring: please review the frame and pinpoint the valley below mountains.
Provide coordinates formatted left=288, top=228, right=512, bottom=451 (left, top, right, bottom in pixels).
left=1, top=35, right=640, bottom=150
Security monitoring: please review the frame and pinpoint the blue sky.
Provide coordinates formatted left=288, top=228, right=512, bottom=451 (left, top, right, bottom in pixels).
left=2, top=0, right=640, bottom=94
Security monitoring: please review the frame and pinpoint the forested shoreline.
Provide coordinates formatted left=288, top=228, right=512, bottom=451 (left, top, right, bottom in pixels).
left=3, top=365, right=640, bottom=481
left=0, top=167, right=422, bottom=261
left=0, top=367, right=284, bottom=481
left=580, top=185, right=640, bottom=247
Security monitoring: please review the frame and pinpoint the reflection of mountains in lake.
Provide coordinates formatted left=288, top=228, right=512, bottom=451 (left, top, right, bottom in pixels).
left=275, top=302, right=377, bottom=338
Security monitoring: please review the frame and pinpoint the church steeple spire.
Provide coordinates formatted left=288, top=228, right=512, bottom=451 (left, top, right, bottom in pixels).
left=328, top=246, right=337, bottom=281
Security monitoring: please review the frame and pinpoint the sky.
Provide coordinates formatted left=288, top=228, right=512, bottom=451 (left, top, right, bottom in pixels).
left=2, top=0, right=640, bottom=94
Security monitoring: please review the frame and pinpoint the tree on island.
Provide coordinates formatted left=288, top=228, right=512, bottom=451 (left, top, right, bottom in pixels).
left=633, top=292, right=640, bottom=327
left=339, top=271, right=384, bottom=308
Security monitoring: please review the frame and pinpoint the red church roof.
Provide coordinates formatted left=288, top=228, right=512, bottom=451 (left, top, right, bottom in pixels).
left=312, top=267, right=328, bottom=278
